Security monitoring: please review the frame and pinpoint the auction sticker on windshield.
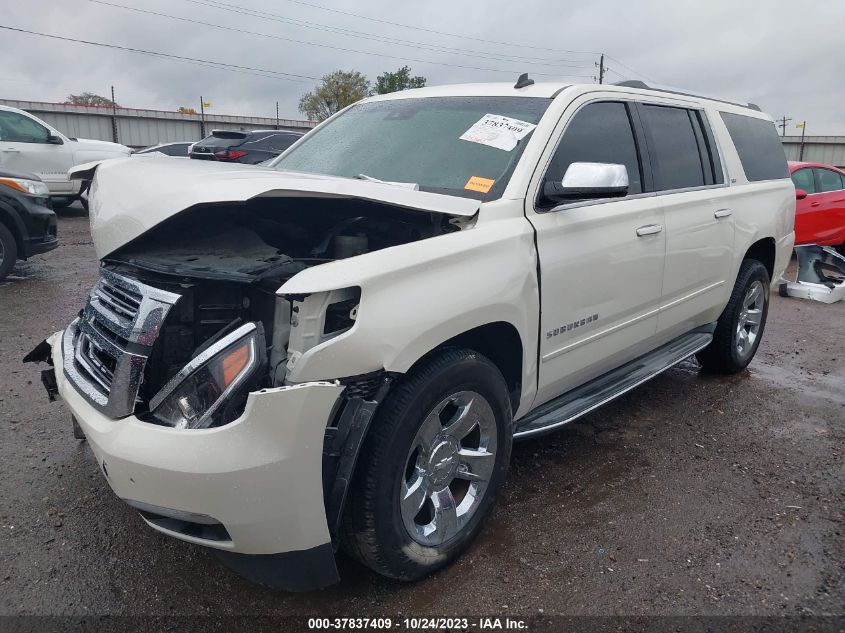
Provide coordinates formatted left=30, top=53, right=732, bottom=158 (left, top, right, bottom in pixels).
left=464, top=176, right=495, bottom=193
left=459, top=114, right=537, bottom=151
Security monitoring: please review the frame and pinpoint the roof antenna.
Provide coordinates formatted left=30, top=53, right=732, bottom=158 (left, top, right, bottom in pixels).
left=514, top=73, right=534, bottom=89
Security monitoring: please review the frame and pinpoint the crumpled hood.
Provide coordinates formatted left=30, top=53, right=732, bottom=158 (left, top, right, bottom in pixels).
left=73, top=138, right=131, bottom=154
left=73, top=157, right=481, bottom=259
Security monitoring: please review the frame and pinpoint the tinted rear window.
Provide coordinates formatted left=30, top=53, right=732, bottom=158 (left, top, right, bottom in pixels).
left=641, top=104, right=706, bottom=190
left=195, top=132, right=247, bottom=150
left=720, top=112, right=789, bottom=182
left=816, top=168, right=844, bottom=192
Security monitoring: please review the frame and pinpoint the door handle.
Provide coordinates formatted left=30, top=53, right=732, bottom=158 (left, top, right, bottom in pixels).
left=810, top=202, right=821, bottom=207
left=714, top=208, right=733, bottom=218
left=636, top=224, right=663, bottom=237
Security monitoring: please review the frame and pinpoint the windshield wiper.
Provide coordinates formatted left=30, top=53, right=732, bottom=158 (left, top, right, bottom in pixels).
left=355, top=174, right=419, bottom=191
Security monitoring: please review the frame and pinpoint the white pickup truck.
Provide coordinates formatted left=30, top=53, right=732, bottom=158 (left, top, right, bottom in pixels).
left=0, top=105, right=130, bottom=206
left=27, top=79, right=794, bottom=591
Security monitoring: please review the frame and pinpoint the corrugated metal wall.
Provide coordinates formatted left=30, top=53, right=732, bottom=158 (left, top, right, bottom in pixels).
left=0, top=99, right=316, bottom=148
left=781, top=136, right=845, bottom=168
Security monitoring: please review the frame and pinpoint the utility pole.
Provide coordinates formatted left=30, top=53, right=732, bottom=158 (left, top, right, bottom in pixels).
left=199, top=96, right=206, bottom=138
left=596, top=54, right=605, bottom=84
left=276, top=101, right=280, bottom=130
left=797, top=121, right=807, bottom=161
left=110, top=85, right=119, bottom=144
left=777, top=115, right=792, bottom=137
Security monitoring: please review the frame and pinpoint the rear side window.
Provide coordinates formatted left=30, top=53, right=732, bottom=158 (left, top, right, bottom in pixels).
left=268, top=134, right=300, bottom=152
left=791, top=168, right=816, bottom=193
left=720, top=112, right=789, bottom=182
left=640, top=105, right=706, bottom=190
left=815, top=168, right=844, bottom=192
left=162, top=144, right=190, bottom=157
left=545, top=101, right=643, bottom=195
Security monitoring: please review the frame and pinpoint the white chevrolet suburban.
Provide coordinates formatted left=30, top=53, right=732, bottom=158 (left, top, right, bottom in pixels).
left=0, top=105, right=130, bottom=206
left=27, top=79, right=794, bottom=591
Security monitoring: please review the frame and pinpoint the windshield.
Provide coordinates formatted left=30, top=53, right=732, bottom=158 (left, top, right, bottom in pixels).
left=273, top=96, right=552, bottom=200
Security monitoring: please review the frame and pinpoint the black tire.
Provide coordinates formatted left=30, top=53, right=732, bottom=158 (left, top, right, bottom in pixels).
left=0, top=222, right=18, bottom=281
left=696, top=259, right=770, bottom=373
left=341, top=348, right=513, bottom=581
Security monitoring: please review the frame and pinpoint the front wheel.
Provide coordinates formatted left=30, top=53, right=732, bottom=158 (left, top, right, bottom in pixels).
left=697, top=259, right=770, bottom=373
left=342, top=348, right=513, bottom=581
left=0, top=222, right=18, bottom=281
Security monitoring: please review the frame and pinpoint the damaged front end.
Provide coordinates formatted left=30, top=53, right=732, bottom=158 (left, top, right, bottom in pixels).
left=26, top=162, right=476, bottom=588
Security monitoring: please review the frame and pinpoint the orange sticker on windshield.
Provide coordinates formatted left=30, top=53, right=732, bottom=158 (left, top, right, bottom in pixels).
left=464, top=176, right=495, bottom=193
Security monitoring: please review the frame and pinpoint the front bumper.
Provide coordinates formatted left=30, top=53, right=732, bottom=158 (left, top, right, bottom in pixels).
left=49, top=331, right=344, bottom=588
left=25, top=234, right=58, bottom=257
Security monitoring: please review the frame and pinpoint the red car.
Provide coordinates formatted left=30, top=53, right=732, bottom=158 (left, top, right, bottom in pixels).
left=789, top=161, right=845, bottom=248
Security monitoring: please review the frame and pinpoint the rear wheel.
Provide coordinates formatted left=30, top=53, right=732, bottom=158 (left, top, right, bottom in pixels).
left=0, top=222, right=18, bottom=281
left=697, top=259, right=770, bottom=373
left=342, top=348, right=512, bottom=580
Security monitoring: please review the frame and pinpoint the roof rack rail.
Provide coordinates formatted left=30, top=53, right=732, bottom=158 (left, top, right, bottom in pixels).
left=613, top=80, right=762, bottom=112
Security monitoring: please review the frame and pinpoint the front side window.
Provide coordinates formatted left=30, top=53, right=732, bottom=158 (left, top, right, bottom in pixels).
left=274, top=96, right=552, bottom=201
left=0, top=110, right=51, bottom=143
left=791, top=168, right=816, bottom=193
left=641, top=104, right=706, bottom=190
left=544, top=101, right=643, bottom=196
left=815, top=168, right=844, bottom=193
left=719, top=112, right=789, bottom=182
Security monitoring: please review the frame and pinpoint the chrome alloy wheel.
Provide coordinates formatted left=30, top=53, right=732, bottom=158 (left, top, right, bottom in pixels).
left=736, top=280, right=765, bottom=358
left=400, top=390, right=498, bottom=547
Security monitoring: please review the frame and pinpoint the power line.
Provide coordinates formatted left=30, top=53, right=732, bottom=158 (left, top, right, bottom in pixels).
left=265, top=0, right=603, bottom=56
left=177, top=0, right=594, bottom=68
left=603, top=55, right=656, bottom=83
left=90, top=1, right=594, bottom=78
left=0, top=25, right=319, bottom=83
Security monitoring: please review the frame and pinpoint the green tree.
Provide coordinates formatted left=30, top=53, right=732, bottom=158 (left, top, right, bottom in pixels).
left=298, top=70, right=370, bottom=121
left=66, top=92, right=118, bottom=107
left=372, top=66, right=427, bottom=95
left=177, top=106, right=197, bottom=114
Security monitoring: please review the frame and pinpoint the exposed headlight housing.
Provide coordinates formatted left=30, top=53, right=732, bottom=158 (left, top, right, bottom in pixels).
left=0, top=177, right=50, bottom=197
left=149, top=322, right=266, bottom=429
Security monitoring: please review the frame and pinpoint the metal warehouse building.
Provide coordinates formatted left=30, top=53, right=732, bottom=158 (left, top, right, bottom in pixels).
left=781, top=136, right=845, bottom=168
left=0, top=99, right=316, bottom=149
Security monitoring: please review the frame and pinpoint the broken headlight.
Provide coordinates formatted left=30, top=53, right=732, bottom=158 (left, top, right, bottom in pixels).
left=149, top=322, right=265, bottom=430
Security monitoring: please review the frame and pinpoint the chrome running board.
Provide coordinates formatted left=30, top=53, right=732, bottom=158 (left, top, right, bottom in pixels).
left=514, top=331, right=713, bottom=439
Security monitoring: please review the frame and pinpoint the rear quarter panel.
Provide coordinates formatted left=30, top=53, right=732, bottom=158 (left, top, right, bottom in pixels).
left=706, top=104, right=795, bottom=292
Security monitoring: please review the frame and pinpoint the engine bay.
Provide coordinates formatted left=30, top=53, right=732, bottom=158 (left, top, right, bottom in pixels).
left=101, top=196, right=464, bottom=415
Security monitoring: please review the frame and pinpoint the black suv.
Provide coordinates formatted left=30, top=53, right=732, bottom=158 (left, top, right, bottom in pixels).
left=0, top=168, right=58, bottom=281
left=189, top=130, right=303, bottom=164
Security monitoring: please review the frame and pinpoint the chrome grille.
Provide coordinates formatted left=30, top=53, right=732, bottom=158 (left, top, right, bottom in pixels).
left=63, top=269, right=181, bottom=418
left=96, top=278, right=142, bottom=321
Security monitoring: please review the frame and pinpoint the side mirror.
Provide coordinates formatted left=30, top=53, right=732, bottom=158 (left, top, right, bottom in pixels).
left=47, top=134, right=64, bottom=145
left=795, top=188, right=808, bottom=200
left=543, top=162, right=629, bottom=204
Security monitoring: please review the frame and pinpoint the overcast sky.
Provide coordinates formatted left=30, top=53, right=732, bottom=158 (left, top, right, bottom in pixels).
left=2, top=0, right=843, bottom=134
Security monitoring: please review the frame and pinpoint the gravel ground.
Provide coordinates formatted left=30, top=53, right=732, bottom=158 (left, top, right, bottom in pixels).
left=0, top=207, right=842, bottom=627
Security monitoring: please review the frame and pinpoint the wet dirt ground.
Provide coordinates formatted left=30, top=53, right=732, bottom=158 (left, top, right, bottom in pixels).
left=0, top=208, right=842, bottom=626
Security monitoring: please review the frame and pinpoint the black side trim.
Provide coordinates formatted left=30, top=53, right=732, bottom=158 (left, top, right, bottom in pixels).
left=214, top=542, right=339, bottom=592
left=322, top=374, right=394, bottom=544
